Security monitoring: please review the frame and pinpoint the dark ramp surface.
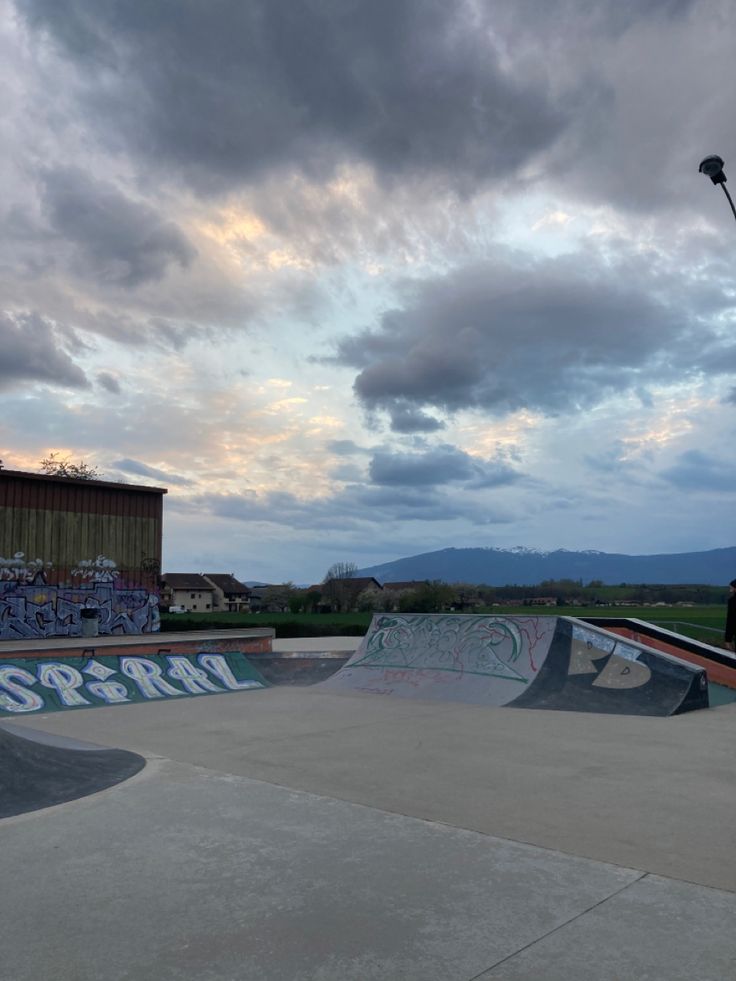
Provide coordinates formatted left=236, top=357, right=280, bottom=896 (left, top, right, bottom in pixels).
left=0, top=723, right=145, bottom=818
left=511, top=617, right=708, bottom=716
left=321, top=614, right=708, bottom=716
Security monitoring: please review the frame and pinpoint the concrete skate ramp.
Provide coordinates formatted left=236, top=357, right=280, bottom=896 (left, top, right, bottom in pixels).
left=0, top=723, right=145, bottom=818
left=320, top=614, right=708, bottom=716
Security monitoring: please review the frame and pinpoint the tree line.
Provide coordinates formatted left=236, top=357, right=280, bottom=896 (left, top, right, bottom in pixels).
left=254, top=566, right=728, bottom=615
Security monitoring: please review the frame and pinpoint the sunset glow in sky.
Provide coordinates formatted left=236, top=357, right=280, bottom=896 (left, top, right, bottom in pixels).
left=2, top=0, right=735, bottom=583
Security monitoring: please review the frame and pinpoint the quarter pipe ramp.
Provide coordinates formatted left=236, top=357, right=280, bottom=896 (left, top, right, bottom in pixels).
left=320, top=614, right=708, bottom=716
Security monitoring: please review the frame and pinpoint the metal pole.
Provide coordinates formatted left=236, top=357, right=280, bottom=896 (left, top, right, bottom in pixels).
left=720, top=182, right=736, bottom=223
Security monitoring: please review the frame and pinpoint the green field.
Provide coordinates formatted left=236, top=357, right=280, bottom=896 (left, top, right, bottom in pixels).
left=161, top=605, right=728, bottom=646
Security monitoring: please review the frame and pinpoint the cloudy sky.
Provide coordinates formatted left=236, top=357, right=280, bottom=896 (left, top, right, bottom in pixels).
left=2, top=0, right=735, bottom=584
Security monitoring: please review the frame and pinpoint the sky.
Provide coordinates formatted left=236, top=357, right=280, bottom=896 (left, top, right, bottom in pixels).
left=2, top=0, right=736, bottom=585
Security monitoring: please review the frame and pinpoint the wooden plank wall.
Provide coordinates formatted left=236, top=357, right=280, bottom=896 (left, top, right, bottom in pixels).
left=0, top=471, right=165, bottom=588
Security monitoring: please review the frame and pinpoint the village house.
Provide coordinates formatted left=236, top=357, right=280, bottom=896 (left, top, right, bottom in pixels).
left=161, top=573, right=251, bottom=613
left=160, top=574, right=216, bottom=613
left=203, top=574, right=251, bottom=613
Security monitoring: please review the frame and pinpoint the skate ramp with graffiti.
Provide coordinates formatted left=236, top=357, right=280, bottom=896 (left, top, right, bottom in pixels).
left=319, top=614, right=708, bottom=716
left=0, top=645, right=271, bottom=718
left=0, top=723, right=145, bottom=818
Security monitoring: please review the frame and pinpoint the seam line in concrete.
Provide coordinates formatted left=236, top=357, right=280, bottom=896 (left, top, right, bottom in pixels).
left=464, top=871, right=650, bottom=981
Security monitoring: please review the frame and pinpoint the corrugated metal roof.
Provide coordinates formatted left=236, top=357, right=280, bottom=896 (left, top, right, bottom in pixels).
left=0, top=468, right=167, bottom=494
left=0, top=469, right=166, bottom=519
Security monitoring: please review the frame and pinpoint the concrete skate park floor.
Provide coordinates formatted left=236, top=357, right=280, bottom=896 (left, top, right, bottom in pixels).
left=2, top=638, right=735, bottom=980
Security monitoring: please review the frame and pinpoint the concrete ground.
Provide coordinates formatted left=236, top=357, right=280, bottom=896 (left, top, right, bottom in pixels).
left=2, top=637, right=735, bottom=980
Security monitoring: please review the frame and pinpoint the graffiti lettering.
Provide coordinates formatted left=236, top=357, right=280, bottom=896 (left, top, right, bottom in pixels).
left=568, top=638, right=611, bottom=675
left=166, top=656, right=223, bottom=694
left=37, top=663, right=91, bottom=707
left=71, top=555, right=118, bottom=582
left=120, top=657, right=186, bottom=699
left=0, top=552, right=51, bottom=584
left=86, top=680, right=131, bottom=704
left=0, top=666, right=45, bottom=713
left=197, top=653, right=263, bottom=691
left=0, top=653, right=267, bottom=716
left=593, top=654, right=652, bottom=689
left=0, top=582, right=159, bottom=639
left=569, top=626, right=651, bottom=689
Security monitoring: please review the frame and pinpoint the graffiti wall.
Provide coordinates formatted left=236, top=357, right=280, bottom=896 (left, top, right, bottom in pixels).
left=0, top=552, right=160, bottom=639
left=0, top=651, right=268, bottom=715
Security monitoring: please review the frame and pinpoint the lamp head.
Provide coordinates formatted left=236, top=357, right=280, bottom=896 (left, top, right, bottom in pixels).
left=699, top=154, right=727, bottom=184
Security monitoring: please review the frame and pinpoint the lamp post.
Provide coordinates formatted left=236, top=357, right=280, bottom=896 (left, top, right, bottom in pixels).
left=698, top=155, right=736, bottom=223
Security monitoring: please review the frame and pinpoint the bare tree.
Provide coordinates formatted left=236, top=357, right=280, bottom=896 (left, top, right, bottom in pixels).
left=40, top=453, right=101, bottom=480
left=322, top=561, right=359, bottom=612
left=324, top=561, right=358, bottom=582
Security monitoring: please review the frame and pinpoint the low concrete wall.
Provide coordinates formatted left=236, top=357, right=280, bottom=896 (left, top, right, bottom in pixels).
left=0, top=630, right=276, bottom=716
left=0, top=629, right=274, bottom=661
left=249, top=652, right=349, bottom=686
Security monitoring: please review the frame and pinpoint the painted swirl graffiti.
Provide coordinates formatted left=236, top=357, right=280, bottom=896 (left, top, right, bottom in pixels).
left=349, top=614, right=550, bottom=684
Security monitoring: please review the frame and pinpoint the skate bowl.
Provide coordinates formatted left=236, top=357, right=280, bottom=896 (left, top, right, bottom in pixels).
left=0, top=723, right=146, bottom=818
left=320, top=614, right=708, bottom=716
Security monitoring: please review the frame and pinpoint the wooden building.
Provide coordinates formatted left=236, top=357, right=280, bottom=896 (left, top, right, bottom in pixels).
left=0, top=468, right=166, bottom=639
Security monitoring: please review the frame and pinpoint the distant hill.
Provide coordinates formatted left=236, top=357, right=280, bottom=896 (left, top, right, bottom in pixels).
left=356, top=546, right=736, bottom=587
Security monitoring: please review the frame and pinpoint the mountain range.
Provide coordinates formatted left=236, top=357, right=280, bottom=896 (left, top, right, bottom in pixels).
left=356, top=546, right=736, bottom=587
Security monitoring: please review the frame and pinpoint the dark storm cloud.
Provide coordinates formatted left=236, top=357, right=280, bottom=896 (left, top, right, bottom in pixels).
left=40, top=167, right=196, bottom=287
left=333, top=249, right=735, bottom=424
left=514, top=0, right=729, bottom=215
left=660, top=450, right=736, bottom=493
left=17, top=0, right=568, bottom=192
left=369, top=445, right=521, bottom=488
left=0, top=311, right=89, bottom=391
left=183, top=479, right=514, bottom=532
left=388, top=403, right=445, bottom=433
left=13, top=0, right=732, bottom=230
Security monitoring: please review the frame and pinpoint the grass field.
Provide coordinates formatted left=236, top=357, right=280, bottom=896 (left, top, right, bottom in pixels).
left=161, top=605, right=728, bottom=645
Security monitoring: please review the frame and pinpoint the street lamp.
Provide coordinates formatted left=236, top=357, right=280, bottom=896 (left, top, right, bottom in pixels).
left=698, top=154, right=736, bottom=223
